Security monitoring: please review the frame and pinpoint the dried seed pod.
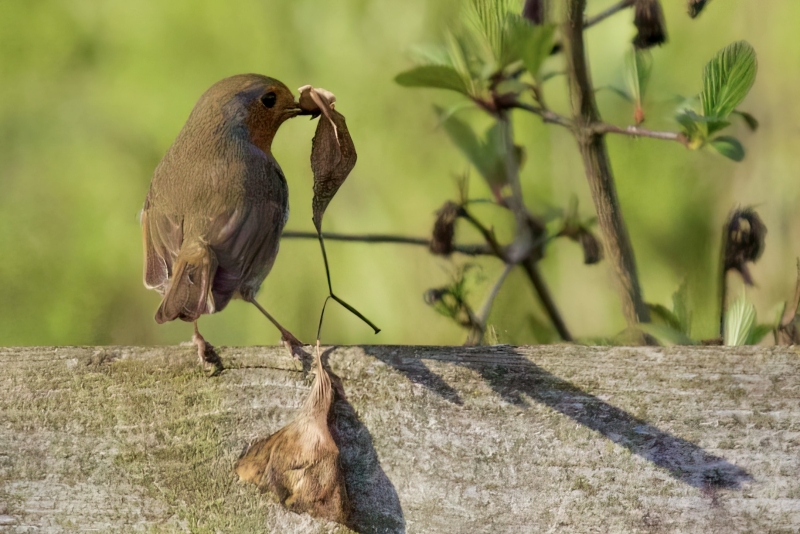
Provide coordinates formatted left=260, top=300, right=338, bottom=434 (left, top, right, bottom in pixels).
left=578, top=230, right=603, bottom=265
left=633, top=0, right=668, bottom=49
left=522, top=0, right=545, bottom=24
left=723, top=208, right=767, bottom=285
left=235, top=349, right=350, bottom=525
left=429, top=201, right=461, bottom=256
left=688, top=0, right=710, bottom=18
left=525, top=213, right=547, bottom=262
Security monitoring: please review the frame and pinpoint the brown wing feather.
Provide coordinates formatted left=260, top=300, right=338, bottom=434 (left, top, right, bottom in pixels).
left=142, top=207, right=183, bottom=294
left=155, top=240, right=218, bottom=323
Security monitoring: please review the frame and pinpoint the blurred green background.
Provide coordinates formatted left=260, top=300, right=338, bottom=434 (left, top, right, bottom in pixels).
left=0, top=0, right=797, bottom=347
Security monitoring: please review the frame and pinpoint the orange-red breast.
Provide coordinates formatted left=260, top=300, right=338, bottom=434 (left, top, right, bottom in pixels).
left=141, top=74, right=304, bottom=371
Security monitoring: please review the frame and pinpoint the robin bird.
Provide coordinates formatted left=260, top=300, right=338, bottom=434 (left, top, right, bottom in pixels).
left=141, top=74, right=305, bottom=372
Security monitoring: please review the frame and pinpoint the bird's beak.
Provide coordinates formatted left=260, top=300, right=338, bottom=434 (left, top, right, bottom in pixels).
left=283, top=103, right=304, bottom=118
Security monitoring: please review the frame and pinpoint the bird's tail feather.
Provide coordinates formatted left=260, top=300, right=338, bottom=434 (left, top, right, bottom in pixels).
left=156, top=240, right=218, bottom=324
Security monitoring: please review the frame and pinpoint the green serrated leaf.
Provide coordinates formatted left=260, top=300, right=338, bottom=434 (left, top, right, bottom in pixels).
left=640, top=324, right=697, bottom=346
left=701, top=40, right=758, bottom=119
left=395, top=65, right=470, bottom=95
left=482, top=121, right=511, bottom=187
left=437, top=109, right=508, bottom=190
left=436, top=106, right=489, bottom=175
left=733, top=110, right=759, bottom=131
left=409, top=44, right=452, bottom=67
left=705, top=117, right=731, bottom=136
left=434, top=101, right=477, bottom=127
left=519, top=24, right=556, bottom=80
left=647, top=303, right=683, bottom=332
left=710, top=136, right=745, bottom=161
left=746, top=323, right=774, bottom=345
left=724, top=294, right=756, bottom=346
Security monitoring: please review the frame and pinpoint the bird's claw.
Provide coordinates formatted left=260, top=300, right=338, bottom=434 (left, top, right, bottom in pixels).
left=192, top=331, right=224, bottom=376
left=280, top=332, right=306, bottom=360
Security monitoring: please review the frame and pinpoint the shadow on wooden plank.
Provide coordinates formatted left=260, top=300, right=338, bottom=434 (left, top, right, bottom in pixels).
left=364, top=346, right=751, bottom=490
left=327, top=351, right=407, bottom=534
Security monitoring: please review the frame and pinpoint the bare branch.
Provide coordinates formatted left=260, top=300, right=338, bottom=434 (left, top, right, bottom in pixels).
left=585, top=0, right=636, bottom=28
left=511, top=102, right=573, bottom=129
left=591, top=123, right=689, bottom=146
left=458, top=208, right=508, bottom=260
left=520, top=258, right=574, bottom=342
left=563, top=0, right=651, bottom=330
left=513, top=101, right=688, bottom=147
left=281, top=230, right=494, bottom=256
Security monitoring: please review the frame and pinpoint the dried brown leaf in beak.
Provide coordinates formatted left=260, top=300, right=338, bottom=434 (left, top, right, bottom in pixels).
left=235, top=347, right=350, bottom=525
left=310, top=106, right=357, bottom=233
left=298, top=85, right=339, bottom=139
left=302, top=85, right=380, bottom=334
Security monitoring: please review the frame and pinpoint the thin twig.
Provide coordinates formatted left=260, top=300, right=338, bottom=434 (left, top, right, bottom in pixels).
left=316, top=233, right=381, bottom=334
left=520, top=258, right=574, bottom=342
left=458, top=209, right=508, bottom=260
left=550, top=0, right=636, bottom=55
left=585, top=0, right=636, bottom=28
left=467, top=262, right=515, bottom=345
left=511, top=102, right=573, bottom=129
left=512, top=102, right=688, bottom=146
left=282, top=230, right=494, bottom=256
left=591, top=123, right=689, bottom=146
left=462, top=204, right=572, bottom=340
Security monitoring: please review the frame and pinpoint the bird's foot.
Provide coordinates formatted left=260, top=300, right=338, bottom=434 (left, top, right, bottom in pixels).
left=192, top=330, right=224, bottom=376
left=280, top=330, right=306, bottom=360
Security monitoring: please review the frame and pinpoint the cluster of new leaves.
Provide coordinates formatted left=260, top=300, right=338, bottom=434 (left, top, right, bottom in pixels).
left=723, top=294, right=775, bottom=347
left=395, top=0, right=555, bottom=102
left=423, top=265, right=482, bottom=330
left=642, top=284, right=774, bottom=347
left=677, top=41, right=758, bottom=161
left=642, top=208, right=773, bottom=347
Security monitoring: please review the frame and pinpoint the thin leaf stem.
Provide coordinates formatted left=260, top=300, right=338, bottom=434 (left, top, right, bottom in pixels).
left=316, top=233, right=381, bottom=334
left=591, top=123, right=689, bottom=145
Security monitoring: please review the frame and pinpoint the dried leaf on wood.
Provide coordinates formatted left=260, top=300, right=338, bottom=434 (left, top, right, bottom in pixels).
left=235, top=348, right=350, bottom=525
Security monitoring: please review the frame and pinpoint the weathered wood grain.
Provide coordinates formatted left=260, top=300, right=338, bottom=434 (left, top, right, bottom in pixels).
left=0, top=345, right=798, bottom=533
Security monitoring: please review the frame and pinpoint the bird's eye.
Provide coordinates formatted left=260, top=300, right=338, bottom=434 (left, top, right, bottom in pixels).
left=261, top=91, right=277, bottom=108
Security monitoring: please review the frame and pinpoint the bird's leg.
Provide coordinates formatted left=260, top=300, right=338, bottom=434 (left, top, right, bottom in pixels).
left=192, top=321, right=224, bottom=376
left=246, top=298, right=305, bottom=359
